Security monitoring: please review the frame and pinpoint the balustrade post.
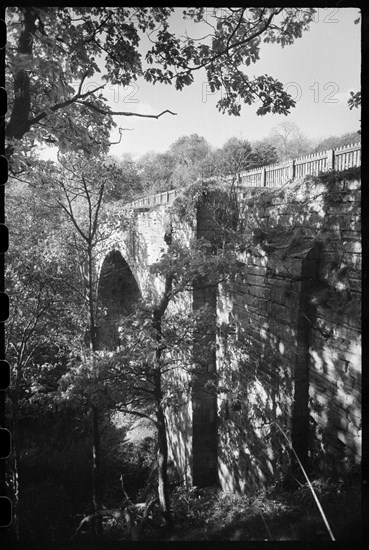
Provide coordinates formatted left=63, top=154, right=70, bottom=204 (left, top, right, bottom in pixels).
left=327, top=149, right=335, bottom=171
left=262, top=166, right=266, bottom=187
left=291, top=159, right=296, bottom=180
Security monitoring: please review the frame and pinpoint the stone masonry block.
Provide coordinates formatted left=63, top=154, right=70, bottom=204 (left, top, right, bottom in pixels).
left=342, top=241, right=361, bottom=254
left=248, top=286, right=270, bottom=299
left=341, top=230, right=360, bottom=240
left=265, top=277, right=294, bottom=290
left=241, top=292, right=259, bottom=306
left=245, top=265, right=268, bottom=277
left=266, top=302, right=293, bottom=323
left=245, top=273, right=266, bottom=286
left=270, top=286, right=298, bottom=306
left=273, top=258, right=302, bottom=278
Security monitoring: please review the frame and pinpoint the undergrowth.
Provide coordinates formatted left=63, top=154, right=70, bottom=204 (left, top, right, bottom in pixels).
left=161, top=470, right=362, bottom=541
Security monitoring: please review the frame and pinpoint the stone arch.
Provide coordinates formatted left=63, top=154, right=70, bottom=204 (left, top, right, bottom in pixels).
left=97, top=249, right=141, bottom=350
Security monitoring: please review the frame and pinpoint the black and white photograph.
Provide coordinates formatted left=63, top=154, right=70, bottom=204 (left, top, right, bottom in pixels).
left=1, top=6, right=362, bottom=545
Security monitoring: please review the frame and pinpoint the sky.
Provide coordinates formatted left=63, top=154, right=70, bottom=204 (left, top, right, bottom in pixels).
left=42, top=7, right=361, bottom=161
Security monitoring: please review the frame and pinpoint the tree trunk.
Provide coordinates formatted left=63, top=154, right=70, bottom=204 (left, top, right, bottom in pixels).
left=9, top=356, right=25, bottom=542
left=87, top=249, right=102, bottom=536
left=152, top=283, right=172, bottom=528
left=91, top=406, right=102, bottom=536
left=6, top=8, right=36, bottom=143
left=154, top=372, right=171, bottom=528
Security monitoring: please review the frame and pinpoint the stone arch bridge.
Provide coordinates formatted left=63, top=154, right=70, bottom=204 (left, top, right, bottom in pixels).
left=94, top=165, right=361, bottom=493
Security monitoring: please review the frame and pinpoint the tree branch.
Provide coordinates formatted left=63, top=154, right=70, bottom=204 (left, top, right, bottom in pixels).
left=170, top=8, right=282, bottom=79
left=226, top=8, right=246, bottom=51
left=115, top=406, right=157, bottom=426
left=70, top=509, right=122, bottom=541
left=91, top=179, right=105, bottom=241
left=29, top=84, right=106, bottom=127
left=55, top=198, right=89, bottom=242
left=108, top=127, right=133, bottom=146
left=76, top=101, right=177, bottom=119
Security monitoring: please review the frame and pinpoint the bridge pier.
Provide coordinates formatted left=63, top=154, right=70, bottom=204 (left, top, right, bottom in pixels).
left=192, top=285, right=218, bottom=487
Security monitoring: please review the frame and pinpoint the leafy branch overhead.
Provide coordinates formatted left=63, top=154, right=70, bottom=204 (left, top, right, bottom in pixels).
left=144, top=7, right=316, bottom=115
left=6, top=7, right=316, bottom=166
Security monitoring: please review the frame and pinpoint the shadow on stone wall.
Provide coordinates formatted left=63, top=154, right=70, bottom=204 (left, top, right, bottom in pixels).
left=216, top=315, right=293, bottom=493
left=215, top=171, right=361, bottom=493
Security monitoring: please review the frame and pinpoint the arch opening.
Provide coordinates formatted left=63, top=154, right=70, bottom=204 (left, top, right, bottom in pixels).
left=97, top=250, right=141, bottom=350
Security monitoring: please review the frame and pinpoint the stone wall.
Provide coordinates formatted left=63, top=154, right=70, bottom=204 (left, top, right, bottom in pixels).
left=216, top=171, right=361, bottom=493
